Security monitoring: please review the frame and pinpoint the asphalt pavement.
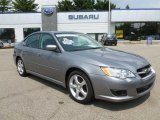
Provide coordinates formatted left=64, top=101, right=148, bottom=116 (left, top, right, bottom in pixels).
left=0, top=44, right=159, bottom=120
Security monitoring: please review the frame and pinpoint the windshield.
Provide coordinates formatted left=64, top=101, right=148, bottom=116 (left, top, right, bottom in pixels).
left=107, top=34, right=115, bottom=38
left=55, top=33, right=103, bottom=51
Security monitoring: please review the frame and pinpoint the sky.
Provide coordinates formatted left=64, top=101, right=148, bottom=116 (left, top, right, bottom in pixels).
left=111, top=0, right=160, bottom=9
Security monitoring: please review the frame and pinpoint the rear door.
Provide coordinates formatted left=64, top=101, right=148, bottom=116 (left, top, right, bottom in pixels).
left=22, top=33, right=41, bottom=72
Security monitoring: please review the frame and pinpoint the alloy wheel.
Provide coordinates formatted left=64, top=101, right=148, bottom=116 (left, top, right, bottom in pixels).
left=17, top=59, right=24, bottom=75
left=69, top=75, right=88, bottom=101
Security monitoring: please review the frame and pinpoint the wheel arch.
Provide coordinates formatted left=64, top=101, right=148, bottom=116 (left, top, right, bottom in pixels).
left=16, top=56, right=22, bottom=64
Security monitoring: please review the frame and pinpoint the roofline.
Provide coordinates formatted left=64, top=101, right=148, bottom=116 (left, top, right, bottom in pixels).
left=0, top=12, right=41, bottom=15
left=58, top=10, right=108, bottom=13
left=112, top=8, right=160, bottom=10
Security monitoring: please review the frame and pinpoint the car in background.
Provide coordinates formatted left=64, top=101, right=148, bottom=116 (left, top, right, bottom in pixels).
left=0, top=40, right=4, bottom=48
left=13, top=31, right=156, bottom=104
left=101, top=34, right=117, bottom=46
left=0, top=40, right=14, bottom=48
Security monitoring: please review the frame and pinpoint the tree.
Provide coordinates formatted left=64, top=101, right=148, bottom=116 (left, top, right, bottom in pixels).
left=12, top=0, right=38, bottom=12
left=94, top=0, right=116, bottom=10
left=58, top=0, right=116, bottom=11
left=125, top=4, right=130, bottom=9
left=73, top=0, right=95, bottom=11
left=0, top=0, right=11, bottom=13
left=57, top=0, right=75, bottom=11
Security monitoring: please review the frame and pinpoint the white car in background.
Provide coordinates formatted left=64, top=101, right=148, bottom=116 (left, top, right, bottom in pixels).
left=0, top=40, right=14, bottom=48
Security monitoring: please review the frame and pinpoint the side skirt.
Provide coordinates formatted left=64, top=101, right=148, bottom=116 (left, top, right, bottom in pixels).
left=26, top=70, right=66, bottom=88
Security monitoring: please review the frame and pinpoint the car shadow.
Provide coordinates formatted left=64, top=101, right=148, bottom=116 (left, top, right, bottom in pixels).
left=27, top=74, right=150, bottom=110
left=92, top=93, right=150, bottom=111
left=28, top=75, right=68, bottom=95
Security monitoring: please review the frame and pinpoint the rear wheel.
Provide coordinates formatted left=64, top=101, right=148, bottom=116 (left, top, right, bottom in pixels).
left=68, top=71, right=94, bottom=104
left=17, top=58, right=27, bottom=77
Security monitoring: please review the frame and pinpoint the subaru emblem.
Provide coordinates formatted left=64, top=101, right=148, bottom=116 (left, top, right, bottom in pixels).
left=43, top=7, right=54, bottom=15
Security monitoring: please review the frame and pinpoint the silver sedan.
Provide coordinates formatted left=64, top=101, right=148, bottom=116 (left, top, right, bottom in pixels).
left=13, top=31, right=156, bottom=104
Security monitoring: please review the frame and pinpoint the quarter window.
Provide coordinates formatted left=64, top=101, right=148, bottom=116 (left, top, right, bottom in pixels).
left=25, top=34, right=40, bottom=49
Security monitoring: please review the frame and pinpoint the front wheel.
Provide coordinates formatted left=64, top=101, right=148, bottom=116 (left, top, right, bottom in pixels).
left=17, top=58, right=27, bottom=77
left=68, top=71, right=94, bottom=104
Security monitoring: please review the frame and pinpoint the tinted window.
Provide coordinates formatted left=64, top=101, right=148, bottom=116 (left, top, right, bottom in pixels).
left=40, top=34, right=57, bottom=50
left=25, top=34, right=40, bottom=48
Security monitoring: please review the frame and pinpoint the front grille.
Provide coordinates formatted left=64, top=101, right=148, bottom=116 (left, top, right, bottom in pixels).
left=136, top=83, right=153, bottom=94
left=137, top=65, right=151, bottom=78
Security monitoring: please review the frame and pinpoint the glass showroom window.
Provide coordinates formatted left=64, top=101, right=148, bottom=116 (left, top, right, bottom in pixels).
left=0, top=28, right=15, bottom=43
left=116, top=22, right=160, bottom=40
left=115, top=23, right=142, bottom=40
left=23, top=28, right=41, bottom=38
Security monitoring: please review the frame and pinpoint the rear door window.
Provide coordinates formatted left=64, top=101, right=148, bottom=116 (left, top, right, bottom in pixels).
left=25, top=33, right=41, bottom=49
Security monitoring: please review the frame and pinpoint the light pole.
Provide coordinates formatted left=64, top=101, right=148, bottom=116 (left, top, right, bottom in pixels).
left=108, top=0, right=111, bottom=34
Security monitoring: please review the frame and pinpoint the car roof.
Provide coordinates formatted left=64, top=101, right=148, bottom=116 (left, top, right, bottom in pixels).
left=34, top=31, right=82, bottom=34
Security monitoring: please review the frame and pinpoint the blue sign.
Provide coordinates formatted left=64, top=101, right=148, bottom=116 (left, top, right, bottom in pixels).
left=68, top=14, right=99, bottom=20
left=43, top=7, right=55, bottom=15
left=147, top=36, right=153, bottom=44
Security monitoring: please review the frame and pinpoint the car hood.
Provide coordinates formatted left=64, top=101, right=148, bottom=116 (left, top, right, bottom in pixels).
left=69, top=48, right=149, bottom=73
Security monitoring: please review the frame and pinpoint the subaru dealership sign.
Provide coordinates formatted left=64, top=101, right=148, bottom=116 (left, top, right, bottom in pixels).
left=68, top=14, right=99, bottom=20
left=58, top=11, right=108, bottom=23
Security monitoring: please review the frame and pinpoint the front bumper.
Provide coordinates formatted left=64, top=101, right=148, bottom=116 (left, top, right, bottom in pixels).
left=105, top=40, right=117, bottom=44
left=90, top=70, right=156, bottom=102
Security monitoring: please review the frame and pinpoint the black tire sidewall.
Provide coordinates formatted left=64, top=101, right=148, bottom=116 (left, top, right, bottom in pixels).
left=67, top=71, right=94, bottom=104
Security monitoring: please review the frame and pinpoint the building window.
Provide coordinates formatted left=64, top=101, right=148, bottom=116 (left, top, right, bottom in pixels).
left=23, top=28, right=41, bottom=38
left=0, top=28, right=15, bottom=43
left=115, top=22, right=160, bottom=40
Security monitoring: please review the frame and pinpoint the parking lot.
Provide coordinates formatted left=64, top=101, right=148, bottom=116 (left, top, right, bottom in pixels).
left=0, top=44, right=160, bottom=120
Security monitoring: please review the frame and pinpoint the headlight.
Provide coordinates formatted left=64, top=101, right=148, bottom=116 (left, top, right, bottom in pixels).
left=101, top=67, right=136, bottom=79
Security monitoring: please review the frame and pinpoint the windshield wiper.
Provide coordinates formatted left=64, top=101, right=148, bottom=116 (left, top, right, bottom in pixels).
left=67, top=47, right=103, bottom=52
left=87, top=47, right=103, bottom=49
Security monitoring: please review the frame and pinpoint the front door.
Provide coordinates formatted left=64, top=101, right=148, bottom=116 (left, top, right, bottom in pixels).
left=36, top=33, right=63, bottom=81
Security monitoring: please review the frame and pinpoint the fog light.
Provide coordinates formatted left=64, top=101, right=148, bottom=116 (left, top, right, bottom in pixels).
left=110, top=89, right=127, bottom=97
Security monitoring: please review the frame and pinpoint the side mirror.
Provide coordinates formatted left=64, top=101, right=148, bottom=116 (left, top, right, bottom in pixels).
left=46, top=45, right=57, bottom=51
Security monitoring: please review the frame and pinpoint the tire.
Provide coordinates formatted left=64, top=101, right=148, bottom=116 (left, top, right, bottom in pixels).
left=17, top=58, right=27, bottom=77
left=67, top=71, right=94, bottom=104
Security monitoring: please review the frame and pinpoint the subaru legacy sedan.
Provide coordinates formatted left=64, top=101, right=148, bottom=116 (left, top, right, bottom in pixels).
left=13, top=31, right=156, bottom=104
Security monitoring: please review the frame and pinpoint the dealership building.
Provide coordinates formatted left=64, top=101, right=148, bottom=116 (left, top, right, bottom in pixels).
left=0, top=7, right=160, bottom=43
